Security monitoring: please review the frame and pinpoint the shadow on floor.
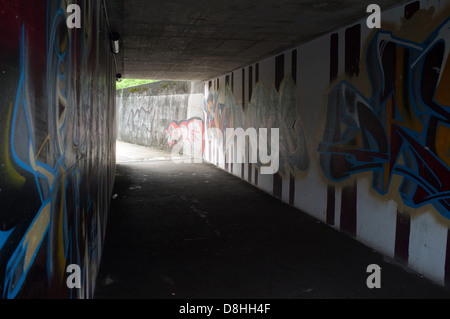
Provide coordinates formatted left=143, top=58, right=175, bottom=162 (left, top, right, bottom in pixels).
left=94, top=142, right=450, bottom=299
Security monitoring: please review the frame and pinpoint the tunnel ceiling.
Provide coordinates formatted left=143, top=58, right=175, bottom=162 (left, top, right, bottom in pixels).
left=107, top=0, right=407, bottom=81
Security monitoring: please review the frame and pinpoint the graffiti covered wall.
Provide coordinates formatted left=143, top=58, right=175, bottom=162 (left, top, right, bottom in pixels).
left=0, top=0, right=116, bottom=298
left=116, top=81, right=204, bottom=155
left=204, top=0, right=450, bottom=287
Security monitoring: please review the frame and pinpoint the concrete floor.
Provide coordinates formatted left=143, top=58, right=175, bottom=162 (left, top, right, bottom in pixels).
left=94, top=141, right=450, bottom=299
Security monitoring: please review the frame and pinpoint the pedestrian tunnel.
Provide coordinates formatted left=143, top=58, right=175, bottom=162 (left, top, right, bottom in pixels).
left=1, top=0, right=450, bottom=300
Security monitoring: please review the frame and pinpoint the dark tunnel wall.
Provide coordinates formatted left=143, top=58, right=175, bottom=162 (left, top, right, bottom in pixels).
left=0, top=0, right=116, bottom=298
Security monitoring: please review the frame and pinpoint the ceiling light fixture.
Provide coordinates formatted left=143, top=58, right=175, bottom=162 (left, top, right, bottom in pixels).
left=110, top=32, right=120, bottom=54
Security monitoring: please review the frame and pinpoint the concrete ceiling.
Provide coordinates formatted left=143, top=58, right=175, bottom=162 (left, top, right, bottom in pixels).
left=106, top=0, right=407, bottom=81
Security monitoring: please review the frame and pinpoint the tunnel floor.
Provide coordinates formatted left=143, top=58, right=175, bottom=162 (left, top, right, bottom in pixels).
left=94, top=141, right=450, bottom=299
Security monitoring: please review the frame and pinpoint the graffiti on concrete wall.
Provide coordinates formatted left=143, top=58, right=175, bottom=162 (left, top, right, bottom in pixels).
left=204, top=76, right=309, bottom=176
left=163, top=117, right=204, bottom=157
left=319, top=16, right=450, bottom=219
left=116, top=81, right=204, bottom=150
left=0, top=0, right=115, bottom=298
left=126, top=105, right=156, bottom=135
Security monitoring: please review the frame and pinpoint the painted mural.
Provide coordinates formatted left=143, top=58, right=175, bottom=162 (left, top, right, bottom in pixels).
left=204, top=76, right=309, bottom=177
left=0, top=0, right=116, bottom=298
left=319, top=15, right=450, bottom=219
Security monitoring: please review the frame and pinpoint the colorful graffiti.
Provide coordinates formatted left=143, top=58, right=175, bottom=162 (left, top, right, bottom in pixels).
left=247, top=77, right=309, bottom=175
left=163, top=117, right=205, bottom=156
left=204, top=76, right=309, bottom=176
left=0, top=0, right=115, bottom=298
left=204, top=85, right=243, bottom=146
left=319, top=18, right=450, bottom=219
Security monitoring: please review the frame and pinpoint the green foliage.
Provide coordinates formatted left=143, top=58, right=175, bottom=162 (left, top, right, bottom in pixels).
left=116, top=79, right=158, bottom=90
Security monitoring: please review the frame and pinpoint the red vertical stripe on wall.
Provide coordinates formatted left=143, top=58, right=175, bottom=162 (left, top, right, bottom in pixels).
left=445, top=230, right=450, bottom=288
left=292, top=50, right=297, bottom=84
left=225, top=149, right=228, bottom=171
left=289, top=51, right=297, bottom=205
left=248, top=65, right=253, bottom=103
left=395, top=212, right=411, bottom=264
left=231, top=72, right=234, bottom=93
left=242, top=68, right=246, bottom=111
left=230, top=148, right=233, bottom=173
left=273, top=172, right=282, bottom=199
left=289, top=50, right=297, bottom=207
left=339, top=154, right=358, bottom=234
left=255, top=63, right=259, bottom=83
left=340, top=25, right=360, bottom=236
left=289, top=174, right=295, bottom=206
left=247, top=144, right=252, bottom=183
left=345, top=24, right=361, bottom=77
left=273, top=54, right=284, bottom=197
left=340, top=181, right=357, bottom=237
left=330, top=33, right=339, bottom=82
left=326, top=186, right=336, bottom=226
left=275, top=54, right=285, bottom=91
left=327, top=33, right=339, bottom=226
